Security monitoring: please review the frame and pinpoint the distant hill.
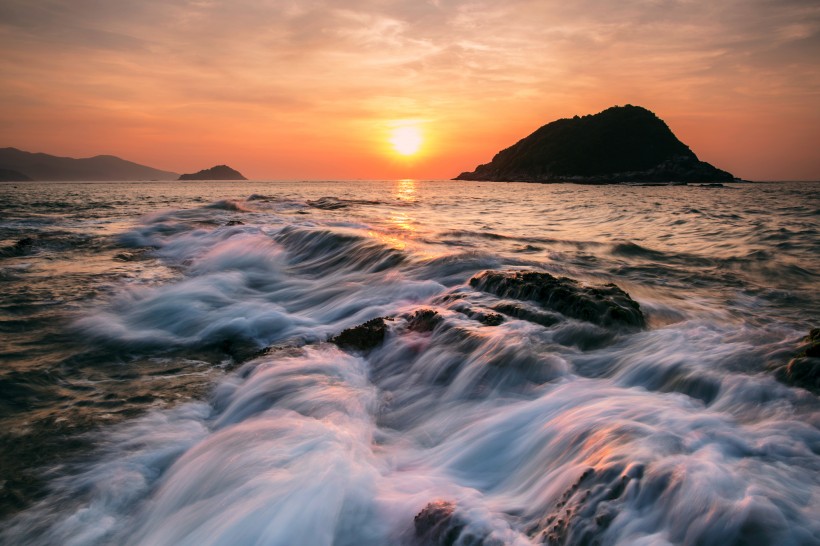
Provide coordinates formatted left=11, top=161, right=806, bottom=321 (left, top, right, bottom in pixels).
left=455, top=105, right=735, bottom=183
left=0, top=148, right=178, bottom=181
left=178, top=165, right=247, bottom=180
left=0, top=168, right=32, bottom=182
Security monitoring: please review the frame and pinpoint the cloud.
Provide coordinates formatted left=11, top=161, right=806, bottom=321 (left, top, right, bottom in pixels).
left=0, top=0, right=818, bottom=178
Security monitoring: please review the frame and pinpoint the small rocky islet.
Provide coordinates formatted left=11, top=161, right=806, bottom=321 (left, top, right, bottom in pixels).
left=178, top=164, right=247, bottom=180
left=455, top=105, right=736, bottom=183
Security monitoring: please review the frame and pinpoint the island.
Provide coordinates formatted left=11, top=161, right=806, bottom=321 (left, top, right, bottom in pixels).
left=178, top=165, right=247, bottom=180
left=454, top=105, right=735, bottom=183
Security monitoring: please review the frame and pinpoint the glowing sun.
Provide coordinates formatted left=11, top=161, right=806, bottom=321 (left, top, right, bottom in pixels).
left=389, top=126, right=423, bottom=156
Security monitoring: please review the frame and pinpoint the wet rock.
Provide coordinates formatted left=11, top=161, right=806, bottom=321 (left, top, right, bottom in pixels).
left=477, top=312, right=505, bottom=326
left=113, top=248, right=152, bottom=262
left=492, top=301, right=561, bottom=328
left=307, top=196, right=348, bottom=210
left=470, top=270, right=645, bottom=329
left=530, top=464, right=641, bottom=545
left=407, top=309, right=442, bottom=333
left=775, top=328, right=820, bottom=391
left=224, top=219, right=245, bottom=226
left=414, top=500, right=499, bottom=546
left=330, top=317, right=390, bottom=351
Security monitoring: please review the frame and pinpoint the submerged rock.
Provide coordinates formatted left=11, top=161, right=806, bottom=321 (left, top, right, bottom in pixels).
left=775, top=328, right=820, bottom=392
left=0, top=237, right=34, bottom=258
left=330, top=317, right=390, bottom=351
left=470, top=270, right=645, bottom=329
left=307, top=196, right=348, bottom=210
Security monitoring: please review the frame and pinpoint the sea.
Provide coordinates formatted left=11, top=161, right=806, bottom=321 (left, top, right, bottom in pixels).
left=0, top=179, right=818, bottom=545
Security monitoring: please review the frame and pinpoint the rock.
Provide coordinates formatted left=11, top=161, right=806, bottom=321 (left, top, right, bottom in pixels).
left=470, top=270, right=645, bottom=329
left=178, top=165, right=247, bottom=180
left=413, top=500, right=497, bottom=546
left=454, top=105, right=735, bottom=184
left=307, top=197, right=348, bottom=210
left=491, top=302, right=561, bottom=328
left=477, top=312, right=505, bottom=326
left=330, top=317, right=390, bottom=351
left=406, top=309, right=442, bottom=332
left=775, top=328, right=820, bottom=391
left=224, top=220, right=245, bottom=226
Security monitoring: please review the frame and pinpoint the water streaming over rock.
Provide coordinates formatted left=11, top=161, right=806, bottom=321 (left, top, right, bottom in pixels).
left=0, top=180, right=818, bottom=545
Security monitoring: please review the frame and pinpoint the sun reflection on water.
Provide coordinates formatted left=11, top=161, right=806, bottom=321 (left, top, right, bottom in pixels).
left=395, top=178, right=416, bottom=202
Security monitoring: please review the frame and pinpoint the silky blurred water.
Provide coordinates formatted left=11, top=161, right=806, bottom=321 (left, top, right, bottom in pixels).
left=0, top=180, right=818, bottom=545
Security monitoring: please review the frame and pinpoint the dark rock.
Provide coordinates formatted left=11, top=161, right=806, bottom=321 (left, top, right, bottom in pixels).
left=178, top=165, right=247, bottom=181
left=477, top=312, right=505, bottom=326
left=529, top=464, right=637, bottom=545
left=454, top=105, right=735, bottom=184
left=0, top=168, right=32, bottom=181
left=775, top=328, right=820, bottom=391
left=225, top=220, right=245, bottom=226
left=330, top=317, right=390, bottom=351
left=492, top=302, right=561, bottom=328
left=470, top=270, right=645, bottom=329
left=407, top=309, right=442, bottom=333
left=307, top=197, right=348, bottom=210
left=113, top=249, right=152, bottom=262
left=414, top=500, right=498, bottom=546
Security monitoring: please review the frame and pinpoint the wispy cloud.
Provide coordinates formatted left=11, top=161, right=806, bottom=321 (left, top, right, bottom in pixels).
left=1, top=0, right=818, bottom=178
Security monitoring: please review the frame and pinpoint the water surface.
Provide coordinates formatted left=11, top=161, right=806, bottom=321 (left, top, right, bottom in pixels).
left=0, top=180, right=818, bottom=545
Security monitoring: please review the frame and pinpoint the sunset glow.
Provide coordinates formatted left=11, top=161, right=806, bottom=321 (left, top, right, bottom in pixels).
left=0, top=1, right=818, bottom=180
left=389, top=126, right=423, bottom=156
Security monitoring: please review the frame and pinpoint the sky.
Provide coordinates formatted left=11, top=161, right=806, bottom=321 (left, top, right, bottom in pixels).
left=1, top=0, right=819, bottom=180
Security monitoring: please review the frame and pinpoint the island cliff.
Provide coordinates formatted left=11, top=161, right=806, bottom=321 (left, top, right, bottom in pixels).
left=178, top=165, right=247, bottom=181
left=454, top=105, right=735, bottom=183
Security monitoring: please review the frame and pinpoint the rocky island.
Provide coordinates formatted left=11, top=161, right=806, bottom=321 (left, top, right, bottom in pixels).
left=455, top=105, right=735, bottom=183
left=178, top=165, right=247, bottom=180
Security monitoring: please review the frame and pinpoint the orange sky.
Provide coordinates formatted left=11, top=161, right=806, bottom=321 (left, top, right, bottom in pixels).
left=1, top=0, right=819, bottom=180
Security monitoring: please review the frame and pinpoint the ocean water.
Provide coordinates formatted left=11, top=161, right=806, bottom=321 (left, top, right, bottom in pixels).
left=0, top=179, right=818, bottom=545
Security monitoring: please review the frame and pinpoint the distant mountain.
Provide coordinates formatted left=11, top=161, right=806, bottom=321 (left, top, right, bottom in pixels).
left=0, top=168, right=32, bottom=182
left=455, top=105, right=735, bottom=183
left=178, top=165, right=247, bottom=180
left=0, top=147, right=178, bottom=181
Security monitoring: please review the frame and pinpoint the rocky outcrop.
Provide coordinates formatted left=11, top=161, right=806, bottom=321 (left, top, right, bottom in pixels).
left=774, top=328, right=820, bottom=392
left=406, top=309, right=442, bottom=333
left=178, top=165, right=247, bottom=181
left=469, top=270, right=645, bottom=329
left=455, top=105, right=735, bottom=183
left=330, top=317, right=391, bottom=351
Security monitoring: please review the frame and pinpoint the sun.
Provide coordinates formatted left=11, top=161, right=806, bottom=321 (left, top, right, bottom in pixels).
left=389, top=126, right=423, bottom=156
